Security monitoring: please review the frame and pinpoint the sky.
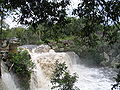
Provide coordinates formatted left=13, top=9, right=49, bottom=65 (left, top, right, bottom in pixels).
left=5, top=0, right=81, bottom=28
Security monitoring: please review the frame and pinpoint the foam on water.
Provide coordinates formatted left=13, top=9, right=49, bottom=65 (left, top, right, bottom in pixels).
left=1, top=45, right=116, bottom=90
left=28, top=45, right=115, bottom=90
left=1, top=61, right=19, bottom=90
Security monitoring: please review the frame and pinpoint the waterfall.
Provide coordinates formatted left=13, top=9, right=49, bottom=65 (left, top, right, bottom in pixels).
left=1, top=44, right=116, bottom=90
left=0, top=61, right=19, bottom=90
left=29, top=45, right=72, bottom=90
left=26, top=45, right=115, bottom=90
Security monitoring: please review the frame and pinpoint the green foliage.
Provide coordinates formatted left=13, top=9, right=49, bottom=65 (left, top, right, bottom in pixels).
left=73, top=0, right=120, bottom=45
left=78, top=48, right=105, bottom=66
left=8, top=50, right=34, bottom=89
left=3, top=27, right=44, bottom=45
left=111, top=70, right=120, bottom=90
left=51, top=61, right=79, bottom=90
left=9, top=50, right=34, bottom=76
left=1, top=0, right=120, bottom=46
left=4, top=0, right=70, bottom=28
left=74, top=0, right=120, bottom=27
left=1, top=0, right=120, bottom=89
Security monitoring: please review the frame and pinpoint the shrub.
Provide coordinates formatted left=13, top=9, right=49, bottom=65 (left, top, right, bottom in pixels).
left=51, top=61, right=79, bottom=90
left=9, top=50, right=34, bottom=75
left=8, top=50, right=34, bottom=89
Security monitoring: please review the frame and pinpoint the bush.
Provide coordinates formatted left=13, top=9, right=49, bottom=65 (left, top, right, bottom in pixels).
left=9, top=50, right=34, bottom=75
left=51, top=61, right=79, bottom=90
left=8, top=50, right=34, bottom=89
left=78, top=48, right=105, bottom=66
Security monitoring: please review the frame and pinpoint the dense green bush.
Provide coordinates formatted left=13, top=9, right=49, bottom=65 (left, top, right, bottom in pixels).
left=51, top=61, right=79, bottom=90
left=8, top=50, right=34, bottom=90
left=9, top=50, right=34, bottom=75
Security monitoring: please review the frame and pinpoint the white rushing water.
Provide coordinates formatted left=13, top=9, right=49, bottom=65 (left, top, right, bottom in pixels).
left=0, top=61, right=19, bottom=90
left=27, top=45, right=115, bottom=90
left=67, top=52, right=116, bottom=90
left=29, top=45, right=72, bottom=90
left=0, top=45, right=116, bottom=90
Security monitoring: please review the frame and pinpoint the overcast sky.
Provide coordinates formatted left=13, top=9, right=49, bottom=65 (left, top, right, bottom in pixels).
left=5, top=0, right=81, bottom=28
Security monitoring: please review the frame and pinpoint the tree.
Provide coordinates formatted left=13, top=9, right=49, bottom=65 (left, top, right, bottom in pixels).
left=3, top=0, right=70, bottom=28
left=74, top=0, right=120, bottom=28
left=0, top=0, right=11, bottom=39
left=0, top=0, right=5, bottom=39
left=73, top=0, right=120, bottom=45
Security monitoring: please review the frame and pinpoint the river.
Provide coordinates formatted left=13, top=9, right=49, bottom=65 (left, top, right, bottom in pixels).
left=0, top=45, right=117, bottom=90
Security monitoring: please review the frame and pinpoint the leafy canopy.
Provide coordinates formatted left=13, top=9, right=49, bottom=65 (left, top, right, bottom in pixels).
left=73, top=0, right=120, bottom=45
left=1, top=0, right=70, bottom=28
